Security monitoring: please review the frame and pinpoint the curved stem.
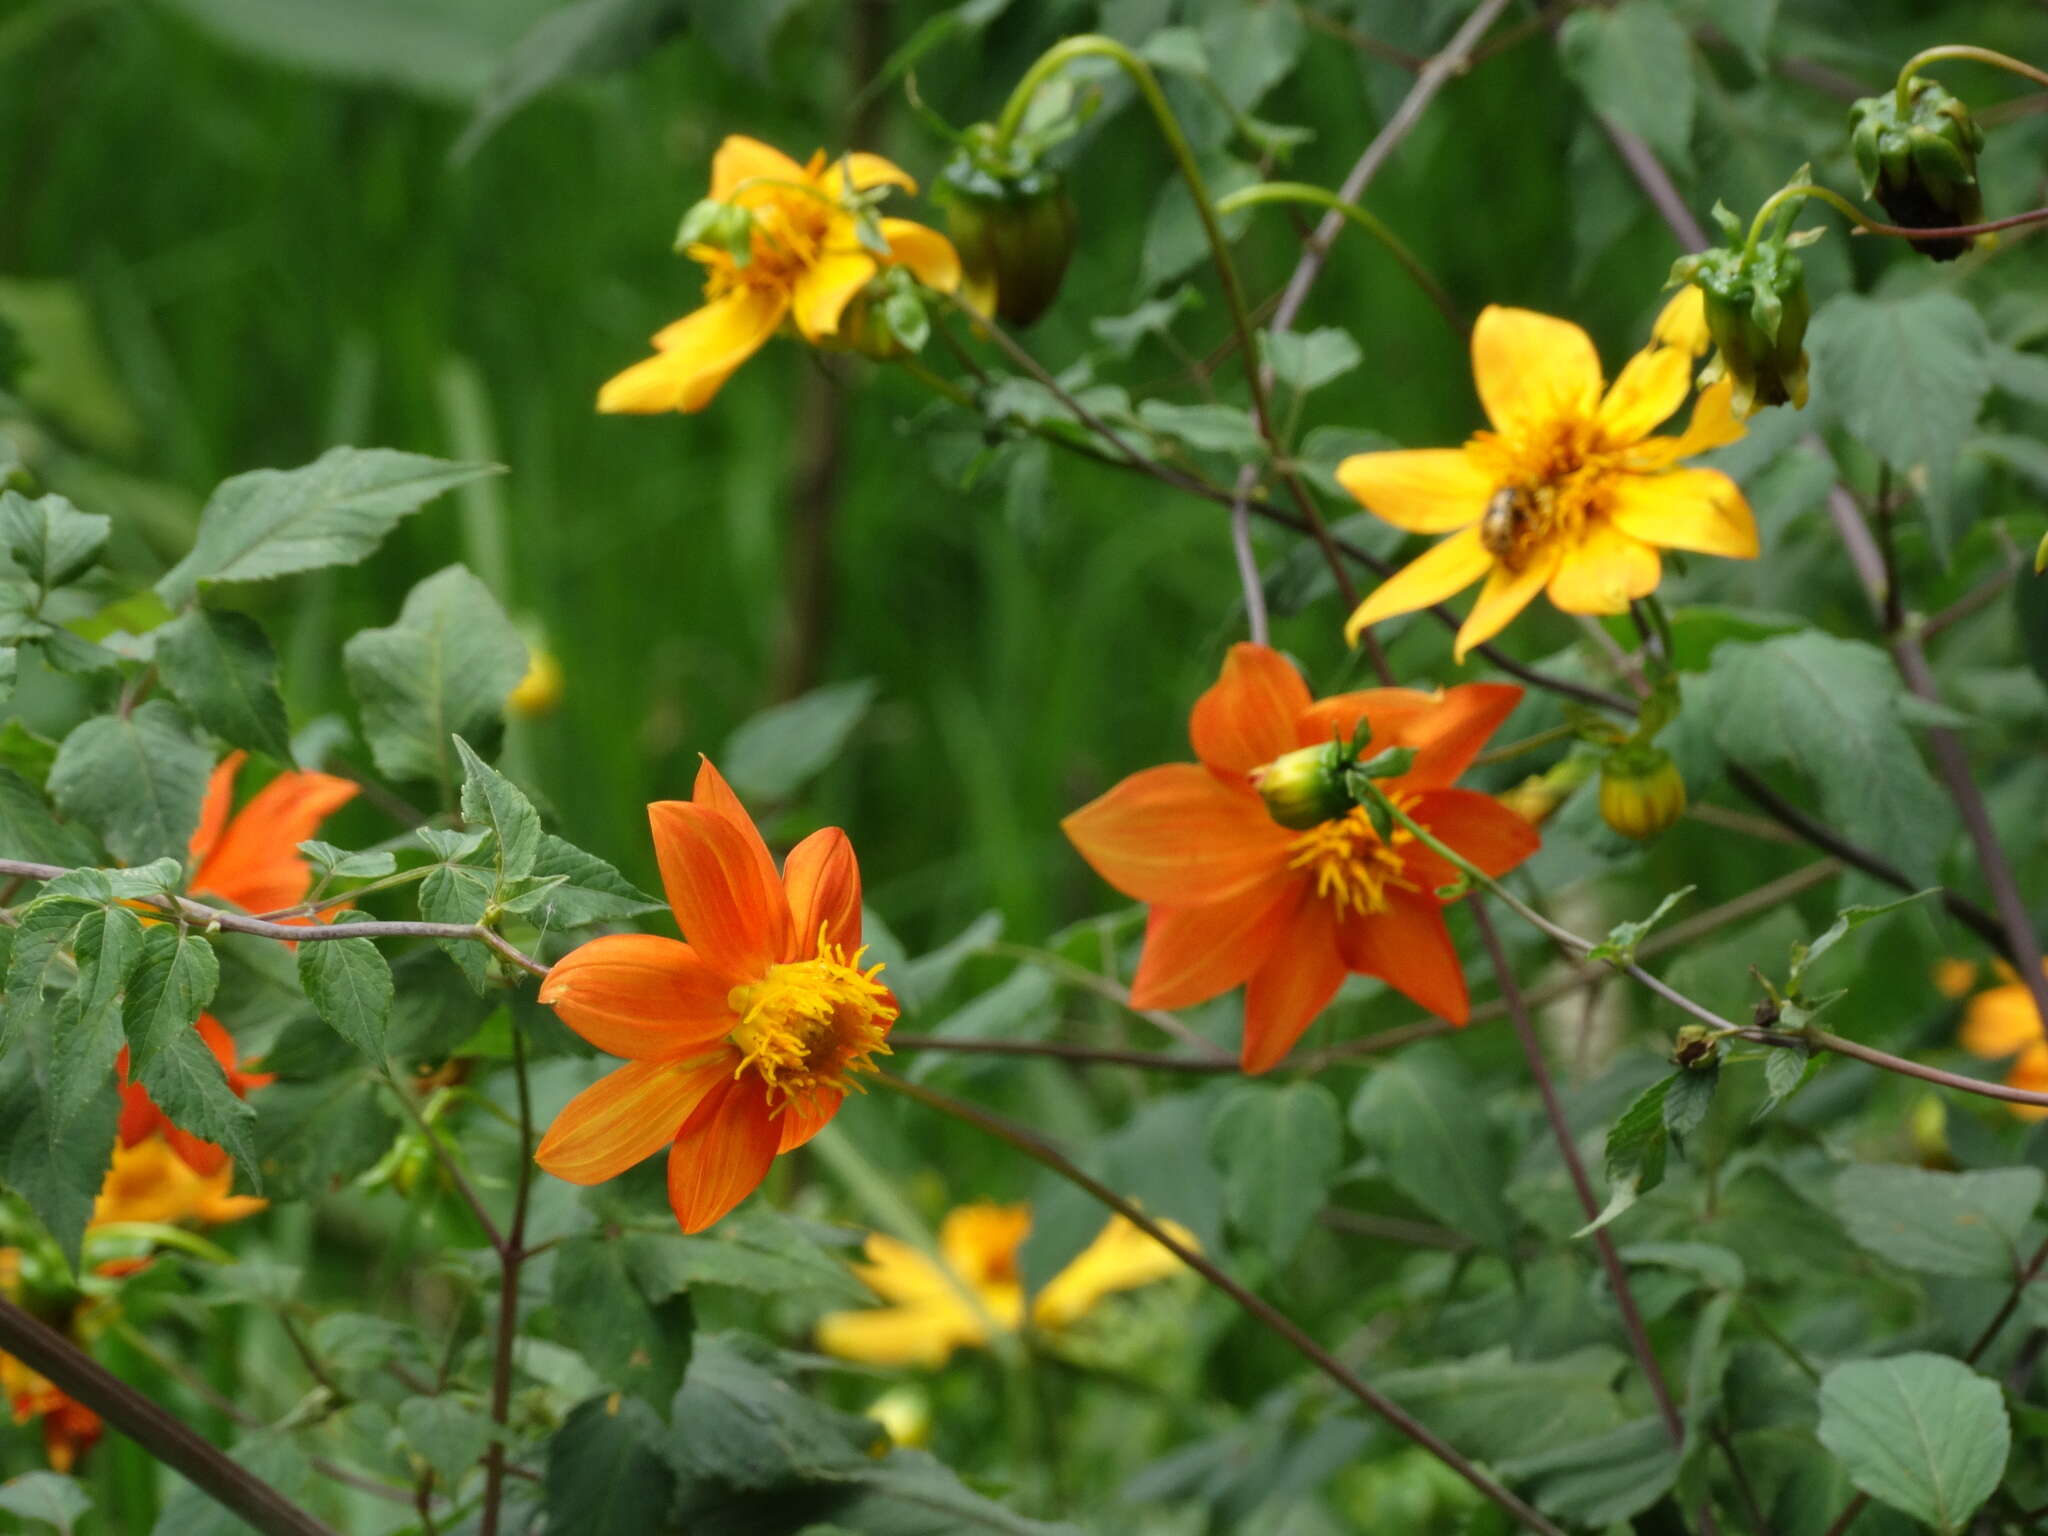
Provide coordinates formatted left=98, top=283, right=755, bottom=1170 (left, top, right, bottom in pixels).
left=1846, top=204, right=2048, bottom=242
left=1214, top=182, right=1465, bottom=335
left=1743, top=181, right=1885, bottom=258
left=1897, top=44, right=2048, bottom=113
left=1733, top=1026, right=2048, bottom=1113
left=876, top=1073, right=1570, bottom=1536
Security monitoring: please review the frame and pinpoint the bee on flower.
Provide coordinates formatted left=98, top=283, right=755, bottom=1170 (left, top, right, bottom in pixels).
left=816, top=1202, right=1192, bottom=1368
left=1338, top=292, right=1757, bottom=658
left=1063, top=644, right=1539, bottom=1072
left=599, top=135, right=962, bottom=415
left=535, top=760, right=897, bottom=1233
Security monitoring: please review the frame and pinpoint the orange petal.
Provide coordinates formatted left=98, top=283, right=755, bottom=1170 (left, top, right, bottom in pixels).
left=1188, top=642, right=1313, bottom=782
left=667, top=1076, right=782, bottom=1233
left=1339, top=888, right=1468, bottom=1023
left=1596, top=343, right=1692, bottom=446
left=1062, top=764, right=1289, bottom=907
left=2005, top=1042, right=2048, bottom=1121
left=1453, top=544, right=1561, bottom=661
left=877, top=217, right=961, bottom=293
left=1344, top=525, right=1493, bottom=643
left=692, top=758, right=786, bottom=922
left=189, top=766, right=358, bottom=913
left=188, top=751, right=245, bottom=869
left=1336, top=448, right=1496, bottom=533
left=1403, top=789, right=1542, bottom=885
left=536, top=1056, right=727, bottom=1185
left=1128, top=877, right=1302, bottom=1011
left=791, top=249, right=878, bottom=342
left=1962, top=984, right=2042, bottom=1059
left=1240, top=899, right=1346, bottom=1074
left=1298, top=682, right=1523, bottom=792
left=1607, top=469, right=1759, bottom=559
left=711, top=135, right=810, bottom=202
left=1547, top=525, right=1661, bottom=615
left=647, top=800, right=792, bottom=983
left=782, top=827, right=863, bottom=957
left=1471, top=306, right=1603, bottom=439
left=537, top=933, right=736, bottom=1060
left=777, top=1086, right=845, bottom=1153
left=599, top=289, right=786, bottom=415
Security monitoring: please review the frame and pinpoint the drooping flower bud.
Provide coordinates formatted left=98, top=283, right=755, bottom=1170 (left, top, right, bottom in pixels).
left=1669, top=202, right=1819, bottom=419
left=1849, top=77, right=1986, bottom=261
left=1249, top=742, right=1353, bottom=831
left=1598, top=744, right=1686, bottom=840
left=1497, top=752, right=1596, bottom=827
left=933, top=146, right=1078, bottom=328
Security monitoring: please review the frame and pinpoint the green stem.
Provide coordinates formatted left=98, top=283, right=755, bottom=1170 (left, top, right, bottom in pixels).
left=85, top=1223, right=237, bottom=1267
left=1896, top=44, right=2048, bottom=114
left=1743, top=181, right=1884, bottom=259
left=1213, top=182, right=1464, bottom=336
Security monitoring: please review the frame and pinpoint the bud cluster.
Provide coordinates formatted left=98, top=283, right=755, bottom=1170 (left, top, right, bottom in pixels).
left=1668, top=197, right=1821, bottom=420
left=1849, top=77, right=1987, bottom=261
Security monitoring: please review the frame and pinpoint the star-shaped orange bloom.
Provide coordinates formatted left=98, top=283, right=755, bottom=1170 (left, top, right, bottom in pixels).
left=536, top=760, right=897, bottom=1233
left=1063, top=645, right=1539, bottom=1072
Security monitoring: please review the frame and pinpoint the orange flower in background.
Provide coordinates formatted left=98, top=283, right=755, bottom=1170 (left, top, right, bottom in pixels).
left=91, top=1136, right=267, bottom=1229
left=1063, top=645, right=1538, bottom=1072
left=1, top=1353, right=101, bottom=1473
left=536, top=760, right=898, bottom=1233
left=187, top=749, right=358, bottom=915
left=1338, top=292, right=1757, bottom=658
left=598, top=135, right=962, bottom=415
left=1958, top=961, right=2048, bottom=1120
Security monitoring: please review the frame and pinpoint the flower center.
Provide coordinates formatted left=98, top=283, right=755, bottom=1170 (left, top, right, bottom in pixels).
left=725, top=936, right=896, bottom=1117
left=1469, top=419, right=1619, bottom=569
left=1286, top=803, right=1418, bottom=917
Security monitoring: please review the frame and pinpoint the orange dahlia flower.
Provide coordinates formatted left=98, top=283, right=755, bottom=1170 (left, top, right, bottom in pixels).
left=1959, top=961, right=2048, bottom=1120
left=536, top=760, right=897, bottom=1233
left=598, top=135, right=961, bottom=415
left=1063, top=645, right=1538, bottom=1072
left=1338, top=293, right=1756, bottom=658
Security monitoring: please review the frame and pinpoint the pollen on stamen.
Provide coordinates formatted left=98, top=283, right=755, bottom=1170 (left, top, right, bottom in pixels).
left=1285, top=805, right=1421, bottom=918
left=724, top=935, right=898, bottom=1117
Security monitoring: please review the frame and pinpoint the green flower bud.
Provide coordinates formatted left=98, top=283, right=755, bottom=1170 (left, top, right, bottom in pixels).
left=1598, top=744, right=1686, bottom=841
left=933, top=148, right=1078, bottom=328
left=1249, top=742, right=1353, bottom=831
left=1671, top=230, right=1813, bottom=419
left=1848, top=78, right=1986, bottom=261
left=1672, top=1023, right=1720, bottom=1069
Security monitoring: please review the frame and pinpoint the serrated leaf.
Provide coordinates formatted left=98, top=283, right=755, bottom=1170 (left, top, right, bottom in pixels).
left=1833, top=1164, right=2042, bottom=1280
left=0, top=491, right=108, bottom=592
left=1208, top=1080, right=1343, bottom=1262
left=1661, top=1065, right=1717, bottom=1142
left=659, top=1334, right=878, bottom=1488
left=720, top=678, right=878, bottom=803
left=152, top=606, right=292, bottom=760
left=1817, top=1353, right=2008, bottom=1532
left=626, top=1211, right=870, bottom=1312
left=0, top=765, right=96, bottom=866
left=158, top=448, right=500, bottom=604
left=395, top=1395, right=495, bottom=1491
left=553, top=1234, right=694, bottom=1405
left=1560, top=0, right=1696, bottom=170
left=1497, top=1416, right=1679, bottom=1526
left=420, top=861, right=492, bottom=993
left=454, top=736, right=540, bottom=884
left=297, top=840, right=398, bottom=881
left=47, top=701, right=212, bottom=866
left=525, top=834, right=660, bottom=928
left=1579, top=1075, right=1673, bottom=1236
left=296, top=915, right=393, bottom=1058
left=344, top=565, right=526, bottom=787
left=1377, top=1347, right=1629, bottom=1465
left=1589, top=886, right=1694, bottom=964
left=1756, top=1040, right=1815, bottom=1118
left=42, top=860, right=182, bottom=903
left=0, top=1033, right=121, bottom=1270
left=1789, top=890, right=1937, bottom=991
left=49, top=903, right=144, bottom=1130
left=1350, top=1043, right=1515, bottom=1251
left=123, top=924, right=253, bottom=1177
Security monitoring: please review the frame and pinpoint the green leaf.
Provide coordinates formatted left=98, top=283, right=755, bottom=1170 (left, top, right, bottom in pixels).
left=1700, top=632, right=1955, bottom=887
left=1377, top=1346, right=1629, bottom=1463
left=248, top=1070, right=394, bottom=1201
left=1661, top=1065, right=1717, bottom=1143
left=1833, top=1164, right=2043, bottom=1280
left=660, top=1333, right=878, bottom=1489
left=1808, top=292, right=1991, bottom=554
left=147, top=1437, right=314, bottom=1536
left=1789, top=890, right=1937, bottom=992
left=453, top=736, right=541, bottom=884
left=297, top=840, right=398, bottom=881
left=626, top=1211, right=871, bottom=1312
left=1589, top=886, right=1694, bottom=964
left=1134, top=399, right=1264, bottom=457
left=420, top=860, right=493, bottom=993
left=553, top=1234, right=695, bottom=1405
left=524, top=834, right=661, bottom=929
left=720, top=678, right=878, bottom=803
left=0, top=764, right=97, bottom=866
left=544, top=1395, right=675, bottom=1536
left=0, top=490, right=108, bottom=592
left=395, top=1395, right=496, bottom=1491
left=453, top=0, right=688, bottom=162
left=123, top=924, right=254, bottom=1177
left=1579, top=1075, right=1674, bottom=1236
left=1349, top=1043, right=1515, bottom=1251
left=0, top=1032, right=121, bottom=1269
left=1208, top=1080, right=1343, bottom=1262
left=343, top=564, right=526, bottom=786
left=296, top=915, right=393, bottom=1058
left=47, top=701, right=212, bottom=866
left=0, top=1471, right=92, bottom=1534
left=1261, top=328, right=1363, bottom=395
left=1499, top=1416, right=1679, bottom=1526
left=49, top=903, right=144, bottom=1130
left=1560, top=0, right=1696, bottom=170
left=827, top=1450, right=1088, bottom=1534
left=152, top=606, right=292, bottom=760
left=1756, top=1039, right=1816, bottom=1118
left=157, top=448, right=501, bottom=604
left=1816, top=1353, right=2008, bottom=1533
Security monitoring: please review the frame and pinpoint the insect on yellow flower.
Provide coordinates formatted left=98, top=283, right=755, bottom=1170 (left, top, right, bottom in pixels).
left=598, top=135, right=962, bottom=415
left=1338, top=291, right=1758, bottom=658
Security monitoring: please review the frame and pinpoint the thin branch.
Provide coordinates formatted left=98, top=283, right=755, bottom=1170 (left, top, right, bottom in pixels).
left=383, top=1075, right=506, bottom=1252
left=479, top=1023, right=536, bottom=1536
left=1736, top=1026, right=2048, bottom=1113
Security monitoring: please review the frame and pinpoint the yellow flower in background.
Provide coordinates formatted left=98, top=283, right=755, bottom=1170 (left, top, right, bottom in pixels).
left=816, top=1202, right=1192, bottom=1368
left=1933, top=956, right=1980, bottom=1000
left=1959, top=962, right=2048, bottom=1120
left=1338, top=292, right=1757, bottom=659
left=598, top=135, right=961, bottom=415
left=506, top=647, right=564, bottom=719
left=91, top=1137, right=267, bottom=1230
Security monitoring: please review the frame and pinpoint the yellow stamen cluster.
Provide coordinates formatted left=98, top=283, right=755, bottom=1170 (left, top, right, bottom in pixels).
left=1286, top=804, right=1417, bottom=917
left=1469, top=421, right=1611, bottom=570
left=726, top=936, right=897, bottom=1116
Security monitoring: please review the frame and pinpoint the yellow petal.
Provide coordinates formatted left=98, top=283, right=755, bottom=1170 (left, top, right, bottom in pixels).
left=1634, top=376, right=1745, bottom=467
left=937, top=1203, right=1033, bottom=1287
left=1963, top=984, right=2043, bottom=1059
left=1345, top=525, right=1494, bottom=643
left=1607, top=468, right=1759, bottom=558
left=1653, top=286, right=1711, bottom=356
left=600, top=289, right=786, bottom=414
left=852, top=1232, right=960, bottom=1305
left=814, top=1302, right=983, bottom=1368
left=1032, top=1215, right=1192, bottom=1330
left=534, top=1057, right=724, bottom=1184
left=1454, top=544, right=1562, bottom=660
left=1471, top=306, right=1603, bottom=439
left=1546, top=524, right=1661, bottom=614
left=827, top=152, right=918, bottom=199
left=711, top=135, right=810, bottom=202
left=877, top=217, right=961, bottom=294
left=791, top=251, right=878, bottom=341
left=1336, top=448, right=1495, bottom=533
left=1597, top=344, right=1693, bottom=446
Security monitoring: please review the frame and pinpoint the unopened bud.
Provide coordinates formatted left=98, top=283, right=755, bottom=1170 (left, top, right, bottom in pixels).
left=934, top=148, right=1078, bottom=328
left=1598, top=745, right=1686, bottom=841
left=1673, top=1024, right=1719, bottom=1069
left=1249, top=743, right=1353, bottom=831
left=1849, top=78, right=1986, bottom=261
